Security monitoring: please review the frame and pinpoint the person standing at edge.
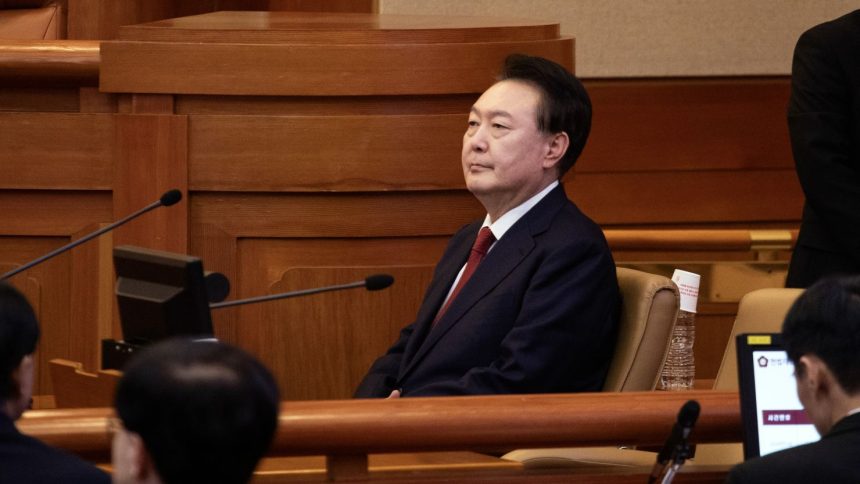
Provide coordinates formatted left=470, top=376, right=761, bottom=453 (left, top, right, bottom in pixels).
left=355, top=54, right=620, bottom=398
left=785, top=10, right=860, bottom=288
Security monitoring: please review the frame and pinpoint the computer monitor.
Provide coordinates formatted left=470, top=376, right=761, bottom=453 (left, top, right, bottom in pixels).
left=736, top=333, right=820, bottom=459
left=113, top=245, right=214, bottom=345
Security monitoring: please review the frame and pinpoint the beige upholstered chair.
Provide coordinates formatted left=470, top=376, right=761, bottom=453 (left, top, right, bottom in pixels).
left=503, top=267, right=679, bottom=466
left=689, top=287, right=803, bottom=466
left=603, top=267, right=680, bottom=391
left=505, top=287, right=804, bottom=468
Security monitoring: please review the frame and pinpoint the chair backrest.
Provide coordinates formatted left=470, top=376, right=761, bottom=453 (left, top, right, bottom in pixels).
left=713, top=288, right=804, bottom=391
left=49, top=359, right=122, bottom=408
left=690, top=287, right=803, bottom=466
left=603, top=267, right=680, bottom=392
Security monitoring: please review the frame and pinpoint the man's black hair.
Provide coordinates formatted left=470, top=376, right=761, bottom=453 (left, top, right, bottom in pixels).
left=498, top=53, right=592, bottom=176
left=782, top=275, right=860, bottom=394
left=0, top=283, right=39, bottom=402
left=115, top=338, right=279, bottom=484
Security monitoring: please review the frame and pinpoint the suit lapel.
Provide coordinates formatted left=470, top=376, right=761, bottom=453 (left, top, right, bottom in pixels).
left=398, top=185, right=568, bottom=382
left=400, top=224, right=477, bottom=365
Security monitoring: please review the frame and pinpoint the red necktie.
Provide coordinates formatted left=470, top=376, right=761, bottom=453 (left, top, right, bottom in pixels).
left=434, top=227, right=496, bottom=323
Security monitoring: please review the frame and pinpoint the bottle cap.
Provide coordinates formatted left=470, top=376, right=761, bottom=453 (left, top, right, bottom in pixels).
left=672, top=269, right=700, bottom=313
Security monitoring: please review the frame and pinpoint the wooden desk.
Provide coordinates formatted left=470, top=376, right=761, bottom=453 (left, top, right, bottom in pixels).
left=253, top=452, right=523, bottom=483
left=252, top=455, right=728, bottom=483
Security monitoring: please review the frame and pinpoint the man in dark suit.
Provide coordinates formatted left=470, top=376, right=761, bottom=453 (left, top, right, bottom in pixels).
left=355, top=54, right=620, bottom=398
left=786, top=9, right=860, bottom=288
left=111, top=338, right=280, bottom=484
left=0, top=283, right=110, bottom=483
left=726, top=276, right=860, bottom=483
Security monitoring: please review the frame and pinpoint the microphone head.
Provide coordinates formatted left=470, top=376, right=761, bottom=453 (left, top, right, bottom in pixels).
left=204, top=271, right=231, bottom=303
left=365, top=274, right=394, bottom=291
left=159, top=189, right=183, bottom=207
left=678, top=400, right=701, bottom=427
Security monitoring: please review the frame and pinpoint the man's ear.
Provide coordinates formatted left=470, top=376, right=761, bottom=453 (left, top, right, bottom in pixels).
left=798, top=355, right=830, bottom=397
left=542, top=132, right=569, bottom=169
left=122, top=431, right=154, bottom=481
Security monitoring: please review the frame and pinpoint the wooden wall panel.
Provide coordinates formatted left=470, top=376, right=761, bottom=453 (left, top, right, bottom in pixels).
left=113, top=113, right=189, bottom=253
left=190, top=192, right=484, bottom=239
left=0, top=113, right=113, bottom=189
left=0, top=87, right=79, bottom=112
left=68, top=225, right=115, bottom=369
left=0, top=190, right=112, bottom=394
left=580, top=78, right=793, bottom=172
left=116, top=12, right=559, bottom=44
left=260, top=266, right=433, bottom=400
left=566, top=169, right=803, bottom=226
left=0, top=190, right=112, bottom=235
left=176, top=93, right=475, bottom=116
left=190, top=192, right=474, bottom=399
left=99, top=39, right=573, bottom=96
left=66, top=0, right=178, bottom=40
left=2, top=241, right=71, bottom=396
left=268, top=0, right=375, bottom=12
left=228, top=241, right=444, bottom=400
left=189, top=114, right=464, bottom=191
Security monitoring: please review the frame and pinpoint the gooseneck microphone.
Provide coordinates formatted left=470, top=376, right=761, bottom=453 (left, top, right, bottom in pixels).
left=649, top=399, right=700, bottom=484
left=0, top=189, right=183, bottom=281
left=209, top=274, right=394, bottom=310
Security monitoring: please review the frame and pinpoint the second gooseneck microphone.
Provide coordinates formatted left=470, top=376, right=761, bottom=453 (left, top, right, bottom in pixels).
left=210, top=274, right=394, bottom=310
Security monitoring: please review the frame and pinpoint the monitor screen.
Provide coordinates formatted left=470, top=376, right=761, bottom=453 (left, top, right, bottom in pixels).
left=736, top=333, right=820, bottom=459
left=113, top=245, right=214, bottom=345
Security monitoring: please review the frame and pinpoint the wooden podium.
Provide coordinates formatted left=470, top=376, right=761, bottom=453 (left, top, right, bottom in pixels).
left=98, top=11, right=575, bottom=400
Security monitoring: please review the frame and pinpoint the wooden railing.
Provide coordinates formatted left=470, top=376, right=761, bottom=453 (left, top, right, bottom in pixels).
left=0, top=40, right=99, bottom=85
left=20, top=390, right=739, bottom=479
left=605, top=229, right=796, bottom=252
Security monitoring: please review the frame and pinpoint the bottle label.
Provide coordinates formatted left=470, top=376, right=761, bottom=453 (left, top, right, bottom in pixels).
left=672, top=269, right=700, bottom=313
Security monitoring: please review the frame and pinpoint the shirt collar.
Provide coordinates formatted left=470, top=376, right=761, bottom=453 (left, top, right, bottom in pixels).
left=482, top=180, right=559, bottom=241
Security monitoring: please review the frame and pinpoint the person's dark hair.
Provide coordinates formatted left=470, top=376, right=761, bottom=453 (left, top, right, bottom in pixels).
left=0, top=283, right=39, bottom=401
left=498, top=53, right=592, bottom=177
left=782, top=276, right=860, bottom=394
left=115, top=338, right=279, bottom=484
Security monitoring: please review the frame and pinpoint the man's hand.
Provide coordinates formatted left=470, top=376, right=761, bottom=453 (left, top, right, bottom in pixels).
left=387, top=389, right=401, bottom=399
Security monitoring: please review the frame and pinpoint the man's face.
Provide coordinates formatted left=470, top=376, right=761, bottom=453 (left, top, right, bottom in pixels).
left=462, top=80, right=560, bottom=216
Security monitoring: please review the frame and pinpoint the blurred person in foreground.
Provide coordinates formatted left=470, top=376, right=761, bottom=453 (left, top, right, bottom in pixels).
left=727, top=276, right=860, bottom=483
left=0, top=282, right=109, bottom=483
left=111, top=338, right=280, bottom=484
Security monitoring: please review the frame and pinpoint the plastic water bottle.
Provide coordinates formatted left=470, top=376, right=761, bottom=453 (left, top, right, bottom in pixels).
left=660, top=269, right=700, bottom=391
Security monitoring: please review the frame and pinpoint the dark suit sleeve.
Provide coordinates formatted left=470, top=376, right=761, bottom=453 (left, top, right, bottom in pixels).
left=353, top=323, right=413, bottom=398
left=354, top=224, right=473, bottom=398
left=789, top=24, right=860, bottom=262
left=724, top=465, right=745, bottom=484
left=407, top=234, right=618, bottom=396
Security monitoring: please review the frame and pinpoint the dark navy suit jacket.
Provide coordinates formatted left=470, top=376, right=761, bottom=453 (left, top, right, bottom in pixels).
left=0, top=412, right=110, bottom=484
left=726, top=412, right=860, bottom=484
left=355, top=185, right=620, bottom=397
left=786, top=9, right=860, bottom=287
